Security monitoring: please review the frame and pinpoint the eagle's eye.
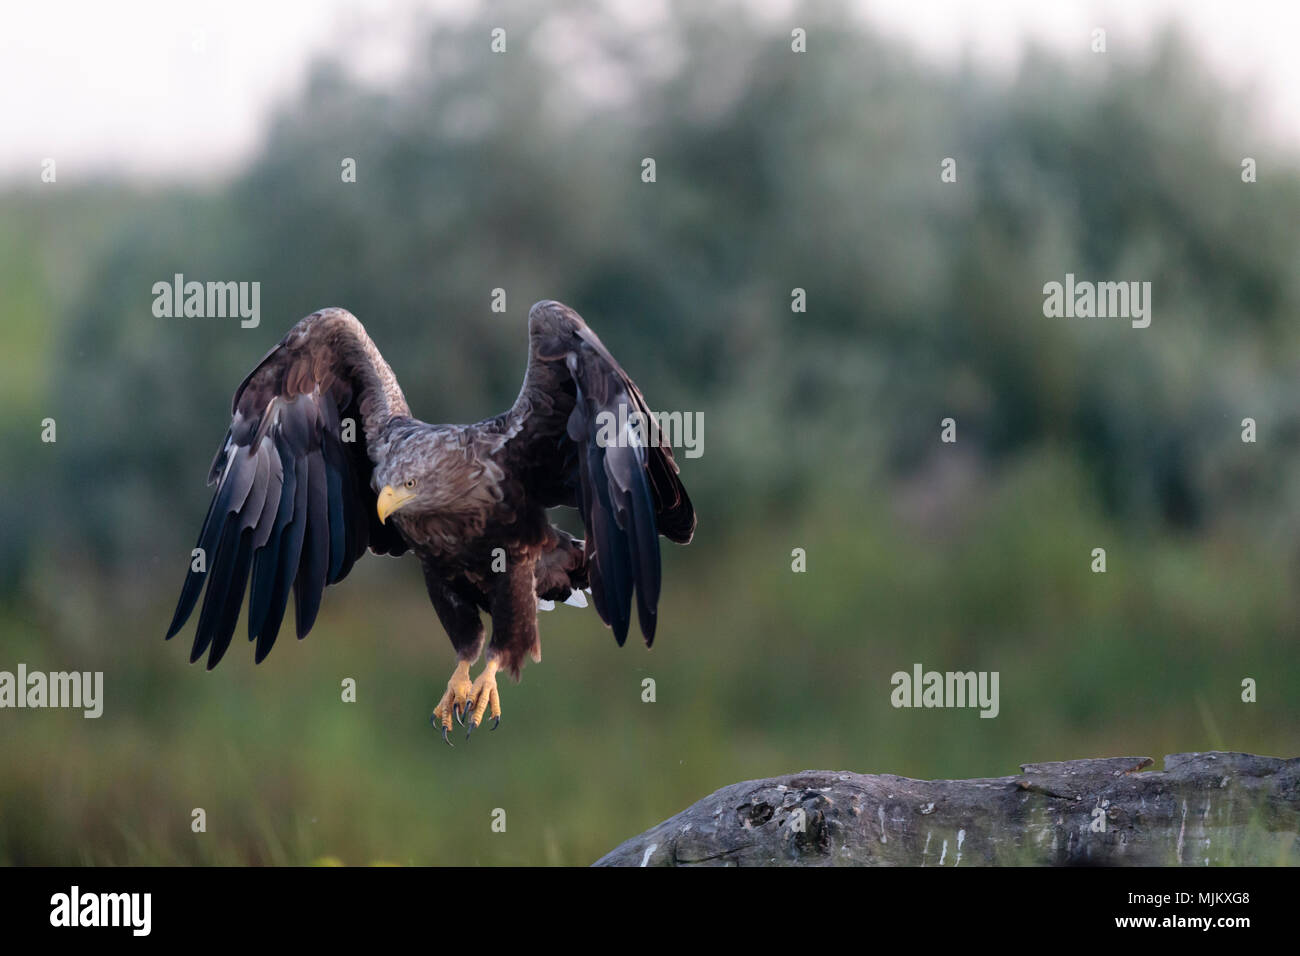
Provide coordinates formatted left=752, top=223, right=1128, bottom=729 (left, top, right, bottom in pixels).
left=404, top=478, right=416, bottom=489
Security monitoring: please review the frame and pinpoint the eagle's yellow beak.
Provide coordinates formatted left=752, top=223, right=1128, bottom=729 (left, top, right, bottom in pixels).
left=376, top=485, right=416, bottom=524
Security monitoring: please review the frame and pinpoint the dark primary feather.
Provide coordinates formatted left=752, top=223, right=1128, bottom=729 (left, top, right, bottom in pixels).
left=165, top=308, right=409, bottom=668
left=509, top=300, right=697, bottom=647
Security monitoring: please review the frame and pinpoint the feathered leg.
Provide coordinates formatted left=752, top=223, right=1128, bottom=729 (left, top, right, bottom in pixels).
left=422, top=562, right=486, bottom=746
left=465, top=555, right=540, bottom=737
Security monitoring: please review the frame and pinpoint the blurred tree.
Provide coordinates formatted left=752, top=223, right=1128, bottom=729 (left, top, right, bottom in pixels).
left=1, top=0, right=1296, bottom=596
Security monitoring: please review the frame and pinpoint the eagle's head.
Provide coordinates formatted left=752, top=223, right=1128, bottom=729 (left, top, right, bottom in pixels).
left=372, top=431, right=442, bottom=524
left=375, top=473, right=421, bottom=524
left=373, top=427, right=503, bottom=525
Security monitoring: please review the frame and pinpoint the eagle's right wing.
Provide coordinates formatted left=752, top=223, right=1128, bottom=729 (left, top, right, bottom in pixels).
left=165, top=308, right=409, bottom=669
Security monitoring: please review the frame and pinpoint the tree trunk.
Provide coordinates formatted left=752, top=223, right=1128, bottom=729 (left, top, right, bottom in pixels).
left=593, top=752, right=1300, bottom=866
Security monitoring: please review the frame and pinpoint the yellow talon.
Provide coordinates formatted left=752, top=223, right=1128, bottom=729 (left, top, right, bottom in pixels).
left=431, top=660, right=474, bottom=740
left=465, top=658, right=502, bottom=735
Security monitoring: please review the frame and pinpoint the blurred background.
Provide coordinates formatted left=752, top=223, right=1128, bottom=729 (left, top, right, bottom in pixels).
left=2, top=0, right=1300, bottom=865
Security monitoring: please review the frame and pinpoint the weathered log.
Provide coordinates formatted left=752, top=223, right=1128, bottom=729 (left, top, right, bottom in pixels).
left=593, top=752, right=1300, bottom=866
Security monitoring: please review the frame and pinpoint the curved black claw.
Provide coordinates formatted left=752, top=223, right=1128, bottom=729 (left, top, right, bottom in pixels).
left=465, top=718, right=478, bottom=741
left=490, top=716, right=500, bottom=731
left=454, top=703, right=465, bottom=727
left=440, top=725, right=453, bottom=747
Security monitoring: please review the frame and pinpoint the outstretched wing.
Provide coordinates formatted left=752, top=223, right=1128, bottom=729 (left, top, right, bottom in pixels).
left=165, top=308, right=410, bottom=668
left=506, top=299, right=696, bottom=647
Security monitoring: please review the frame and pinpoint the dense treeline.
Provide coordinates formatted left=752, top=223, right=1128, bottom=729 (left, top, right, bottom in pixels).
left=6, top=3, right=1298, bottom=593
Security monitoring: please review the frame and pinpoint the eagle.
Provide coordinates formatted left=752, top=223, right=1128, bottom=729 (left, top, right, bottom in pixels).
left=165, top=300, right=696, bottom=743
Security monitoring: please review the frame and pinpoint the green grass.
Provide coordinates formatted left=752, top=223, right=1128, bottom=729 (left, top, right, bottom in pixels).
left=2, top=449, right=1296, bottom=865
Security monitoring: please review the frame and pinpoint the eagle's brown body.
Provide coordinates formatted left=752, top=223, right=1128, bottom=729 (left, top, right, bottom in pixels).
left=166, top=300, right=695, bottom=739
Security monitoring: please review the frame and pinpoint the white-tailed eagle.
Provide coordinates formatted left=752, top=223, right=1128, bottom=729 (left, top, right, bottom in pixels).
left=165, top=301, right=695, bottom=743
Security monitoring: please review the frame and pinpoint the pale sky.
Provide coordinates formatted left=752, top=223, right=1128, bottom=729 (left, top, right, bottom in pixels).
left=2, top=0, right=1298, bottom=182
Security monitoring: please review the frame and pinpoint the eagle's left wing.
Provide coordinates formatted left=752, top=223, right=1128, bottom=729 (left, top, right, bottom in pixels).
left=504, top=300, right=696, bottom=647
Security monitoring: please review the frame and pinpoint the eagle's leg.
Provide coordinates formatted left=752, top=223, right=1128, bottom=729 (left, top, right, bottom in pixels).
left=421, top=563, right=487, bottom=746
left=464, top=555, right=541, bottom=738
left=535, top=526, right=588, bottom=599
left=431, top=661, right=475, bottom=742
left=465, top=657, right=501, bottom=736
